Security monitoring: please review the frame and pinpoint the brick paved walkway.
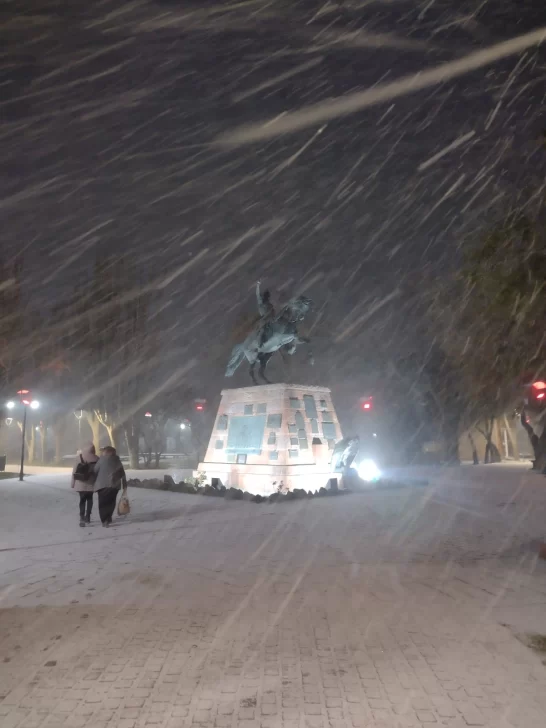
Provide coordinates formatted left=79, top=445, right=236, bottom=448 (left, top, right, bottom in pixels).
left=1, top=465, right=546, bottom=727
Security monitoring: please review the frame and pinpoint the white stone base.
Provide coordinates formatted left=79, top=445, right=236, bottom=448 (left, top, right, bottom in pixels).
left=198, top=383, right=344, bottom=496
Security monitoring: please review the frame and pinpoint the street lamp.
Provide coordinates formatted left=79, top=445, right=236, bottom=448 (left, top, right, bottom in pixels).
left=8, top=391, right=40, bottom=481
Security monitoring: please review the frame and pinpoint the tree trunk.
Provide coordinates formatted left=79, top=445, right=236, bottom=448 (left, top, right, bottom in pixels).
left=124, top=421, right=140, bottom=469
left=85, top=411, right=101, bottom=449
left=484, top=439, right=491, bottom=464
left=480, top=418, right=497, bottom=464
left=51, top=417, right=66, bottom=464
left=55, top=430, right=62, bottom=464
left=442, top=420, right=460, bottom=464
left=484, top=438, right=501, bottom=463
left=128, top=441, right=139, bottom=469
left=28, top=427, right=36, bottom=464
left=142, top=433, right=152, bottom=467
left=520, top=409, right=542, bottom=469
left=153, top=428, right=164, bottom=469
left=19, top=420, right=37, bottom=464
left=40, top=424, right=47, bottom=463
left=536, top=427, right=546, bottom=473
left=468, top=432, right=479, bottom=464
left=104, top=424, right=122, bottom=450
left=503, top=415, right=519, bottom=460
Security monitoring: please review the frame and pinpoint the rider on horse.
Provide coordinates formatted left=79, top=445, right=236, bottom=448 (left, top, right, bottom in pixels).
left=225, top=281, right=313, bottom=384
left=256, top=280, right=275, bottom=347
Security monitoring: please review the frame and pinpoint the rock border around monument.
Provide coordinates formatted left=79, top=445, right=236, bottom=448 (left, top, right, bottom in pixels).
left=125, top=475, right=427, bottom=504
left=125, top=476, right=344, bottom=503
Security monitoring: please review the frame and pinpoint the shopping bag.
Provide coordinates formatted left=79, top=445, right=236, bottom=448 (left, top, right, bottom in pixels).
left=118, top=493, right=130, bottom=516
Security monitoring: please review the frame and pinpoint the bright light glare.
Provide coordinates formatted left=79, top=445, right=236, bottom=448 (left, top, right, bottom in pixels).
left=30, top=400, right=40, bottom=409
left=6, top=401, right=15, bottom=409
left=180, top=423, right=186, bottom=430
left=358, top=459, right=381, bottom=482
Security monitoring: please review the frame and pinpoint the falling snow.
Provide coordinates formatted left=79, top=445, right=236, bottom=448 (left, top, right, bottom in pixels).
left=1, top=4, right=546, bottom=727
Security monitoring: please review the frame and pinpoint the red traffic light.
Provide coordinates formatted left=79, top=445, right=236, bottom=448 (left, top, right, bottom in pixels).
left=360, top=396, right=373, bottom=411
left=195, top=404, right=203, bottom=411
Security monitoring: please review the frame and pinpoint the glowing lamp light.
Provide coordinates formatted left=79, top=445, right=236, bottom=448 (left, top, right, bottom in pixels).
left=180, top=423, right=186, bottom=430
left=30, top=400, right=40, bottom=409
left=6, top=401, right=15, bottom=410
left=357, top=459, right=381, bottom=482
left=537, top=392, right=545, bottom=400
left=532, top=381, right=546, bottom=390
left=195, top=404, right=203, bottom=411
left=144, top=411, right=152, bottom=417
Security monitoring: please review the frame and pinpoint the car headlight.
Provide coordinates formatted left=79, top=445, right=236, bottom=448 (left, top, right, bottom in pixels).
left=357, top=459, right=381, bottom=482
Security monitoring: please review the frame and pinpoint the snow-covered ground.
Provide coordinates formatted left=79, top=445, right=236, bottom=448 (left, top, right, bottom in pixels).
left=1, top=464, right=546, bottom=727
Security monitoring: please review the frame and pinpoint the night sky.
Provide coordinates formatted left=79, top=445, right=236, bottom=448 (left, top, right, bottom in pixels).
left=1, top=1, right=546, bottom=407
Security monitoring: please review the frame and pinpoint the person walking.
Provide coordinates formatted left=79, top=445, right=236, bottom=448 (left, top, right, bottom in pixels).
left=94, top=446, right=127, bottom=527
left=71, top=443, right=99, bottom=527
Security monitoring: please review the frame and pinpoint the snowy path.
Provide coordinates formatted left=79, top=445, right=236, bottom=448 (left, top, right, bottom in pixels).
left=1, top=465, right=546, bottom=727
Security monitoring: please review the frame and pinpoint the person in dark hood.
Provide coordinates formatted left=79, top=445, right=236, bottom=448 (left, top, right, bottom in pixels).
left=71, top=442, right=99, bottom=527
left=93, top=446, right=127, bottom=527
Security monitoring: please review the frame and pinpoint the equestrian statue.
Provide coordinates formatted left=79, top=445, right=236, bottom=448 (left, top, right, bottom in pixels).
left=225, top=281, right=314, bottom=385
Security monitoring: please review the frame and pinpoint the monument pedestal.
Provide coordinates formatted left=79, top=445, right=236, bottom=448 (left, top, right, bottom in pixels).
left=198, top=384, right=344, bottom=496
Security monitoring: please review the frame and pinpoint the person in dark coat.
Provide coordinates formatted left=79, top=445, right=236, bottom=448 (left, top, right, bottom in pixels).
left=93, top=446, right=127, bottom=527
left=71, top=443, right=99, bottom=527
